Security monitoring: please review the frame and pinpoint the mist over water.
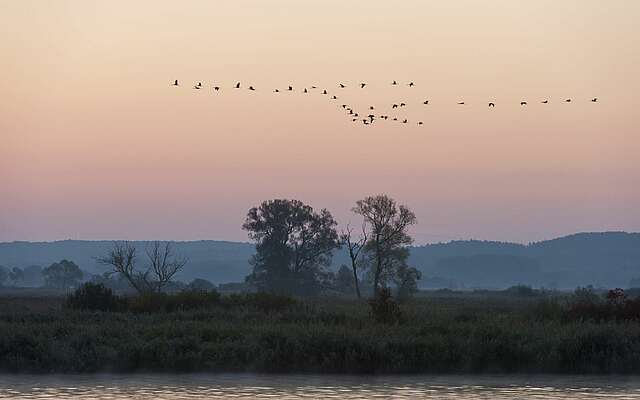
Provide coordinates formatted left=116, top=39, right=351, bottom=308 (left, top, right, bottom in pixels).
left=1, top=374, right=640, bottom=399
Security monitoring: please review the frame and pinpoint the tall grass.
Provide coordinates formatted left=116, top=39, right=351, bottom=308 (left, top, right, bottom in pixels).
left=1, top=289, right=639, bottom=373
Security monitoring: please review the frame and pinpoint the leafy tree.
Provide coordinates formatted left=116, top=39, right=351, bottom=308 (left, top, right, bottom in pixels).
left=334, top=264, right=356, bottom=294
left=242, top=199, right=340, bottom=296
left=187, top=278, right=216, bottom=292
left=9, top=267, right=24, bottom=286
left=353, top=194, right=418, bottom=298
left=97, top=241, right=187, bottom=294
left=0, top=266, right=8, bottom=287
left=42, top=259, right=83, bottom=290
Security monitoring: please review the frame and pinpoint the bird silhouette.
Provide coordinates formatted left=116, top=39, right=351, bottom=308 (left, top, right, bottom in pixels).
left=288, top=86, right=293, bottom=91
left=349, top=109, right=354, bottom=115
left=392, top=117, right=398, bottom=121
left=400, top=103, right=406, bottom=107
left=565, top=99, right=571, bottom=102
left=213, top=86, right=220, bottom=91
left=520, top=101, right=527, bottom=106
left=369, top=106, right=375, bottom=110
left=392, top=104, right=399, bottom=109
left=354, top=113, right=358, bottom=117
left=197, top=82, right=202, bottom=87
left=332, top=95, right=337, bottom=99
left=402, top=119, right=408, bottom=124
left=235, top=82, right=240, bottom=89
left=417, top=121, right=423, bottom=125
left=339, top=83, right=346, bottom=88
left=311, top=85, right=317, bottom=89
left=489, top=102, right=495, bottom=107
left=458, top=102, right=465, bottom=105
left=322, top=89, right=328, bottom=94
left=193, top=85, right=201, bottom=89
left=304, top=88, right=308, bottom=93
left=173, top=80, right=179, bottom=86
left=408, top=82, right=414, bottom=87
left=541, top=100, right=549, bottom=104
left=274, top=89, right=280, bottom=93
left=352, top=118, right=357, bottom=122
left=381, top=116, right=389, bottom=120
left=392, top=80, right=398, bottom=85
left=342, top=104, right=347, bottom=108
left=360, top=83, right=366, bottom=88
left=423, top=100, right=429, bottom=105
left=249, top=86, right=255, bottom=91
left=592, top=98, right=598, bottom=102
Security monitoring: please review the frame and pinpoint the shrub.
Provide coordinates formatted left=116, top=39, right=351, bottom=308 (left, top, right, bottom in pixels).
left=222, top=292, right=298, bottom=313
left=66, top=283, right=123, bottom=312
left=368, top=287, right=402, bottom=324
left=127, top=290, right=221, bottom=313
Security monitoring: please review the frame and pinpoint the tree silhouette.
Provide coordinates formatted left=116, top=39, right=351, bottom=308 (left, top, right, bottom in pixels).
left=243, top=199, right=340, bottom=296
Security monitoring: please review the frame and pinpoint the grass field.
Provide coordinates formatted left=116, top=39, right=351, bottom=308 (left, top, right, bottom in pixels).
left=1, top=289, right=639, bottom=374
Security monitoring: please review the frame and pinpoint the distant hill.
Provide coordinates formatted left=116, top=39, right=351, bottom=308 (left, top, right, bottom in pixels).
left=1, top=232, right=639, bottom=289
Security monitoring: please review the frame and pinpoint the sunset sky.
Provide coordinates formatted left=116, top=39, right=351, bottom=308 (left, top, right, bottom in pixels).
left=1, top=0, right=639, bottom=244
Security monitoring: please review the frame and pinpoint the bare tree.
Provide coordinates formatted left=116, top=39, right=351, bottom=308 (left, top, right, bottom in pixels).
left=145, top=241, right=188, bottom=292
left=352, top=195, right=417, bottom=298
left=97, top=241, right=187, bottom=294
left=340, top=223, right=368, bottom=298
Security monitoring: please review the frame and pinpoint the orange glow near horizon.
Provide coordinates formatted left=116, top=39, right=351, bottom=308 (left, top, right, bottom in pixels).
left=1, top=0, right=639, bottom=243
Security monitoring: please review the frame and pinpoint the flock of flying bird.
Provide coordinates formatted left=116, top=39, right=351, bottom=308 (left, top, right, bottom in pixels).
left=172, top=79, right=599, bottom=126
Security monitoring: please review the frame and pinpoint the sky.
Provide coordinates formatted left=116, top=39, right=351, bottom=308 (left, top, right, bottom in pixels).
left=1, top=0, right=639, bottom=244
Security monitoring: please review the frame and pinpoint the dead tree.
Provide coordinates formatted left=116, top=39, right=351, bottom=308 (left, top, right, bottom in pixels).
left=341, top=223, right=368, bottom=299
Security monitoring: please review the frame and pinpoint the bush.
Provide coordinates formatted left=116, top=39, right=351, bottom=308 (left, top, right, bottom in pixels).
left=127, top=290, right=221, bottom=313
left=222, top=292, right=298, bottom=313
left=368, top=287, right=402, bottom=324
left=66, top=283, right=123, bottom=312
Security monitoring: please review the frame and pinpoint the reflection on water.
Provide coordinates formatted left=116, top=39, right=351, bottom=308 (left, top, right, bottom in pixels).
left=1, top=374, right=639, bottom=399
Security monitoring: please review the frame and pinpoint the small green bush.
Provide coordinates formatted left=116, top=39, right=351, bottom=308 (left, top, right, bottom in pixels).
left=65, top=283, right=124, bottom=312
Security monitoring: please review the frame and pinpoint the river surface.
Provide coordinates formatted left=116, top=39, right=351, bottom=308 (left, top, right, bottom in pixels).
left=0, top=374, right=639, bottom=399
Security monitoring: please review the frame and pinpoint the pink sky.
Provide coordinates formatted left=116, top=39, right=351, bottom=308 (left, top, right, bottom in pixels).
left=1, top=1, right=639, bottom=244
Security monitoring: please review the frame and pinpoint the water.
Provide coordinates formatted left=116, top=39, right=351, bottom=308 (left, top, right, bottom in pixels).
left=1, top=374, right=639, bottom=399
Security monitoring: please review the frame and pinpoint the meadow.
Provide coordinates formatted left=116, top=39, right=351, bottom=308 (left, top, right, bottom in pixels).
left=1, top=288, right=640, bottom=374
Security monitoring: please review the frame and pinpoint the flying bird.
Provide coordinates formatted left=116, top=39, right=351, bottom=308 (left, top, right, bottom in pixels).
left=489, top=102, right=495, bottom=107
left=173, top=80, right=179, bottom=86
left=458, top=102, right=465, bottom=105
left=408, top=82, right=414, bottom=87
left=304, top=88, right=308, bottom=93
left=592, top=98, right=598, bottom=102
left=392, top=80, right=398, bottom=85
left=392, top=117, right=398, bottom=121
left=369, top=106, right=375, bottom=110
left=342, top=104, right=347, bottom=108
left=392, top=104, right=399, bottom=109
left=197, top=82, right=202, bottom=87
left=274, top=89, right=280, bottom=93
left=288, top=86, right=293, bottom=91
left=311, top=85, right=317, bottom=89
left=339, top=83, right=346, bottom=88
left=541, top=100, right=549, bottom=104
left=423, top=100, right=429, bottom=105
left=322, top=89, right=328, bottom=94
left=213, top=86, right=220, bottom=91
left=193, top=85, right=201, bottom=89
left=332, top=95, right=337, bottom=99
left=520, top=101, right=527, bottom=106
left=360, top=83, right=366, bottom=88
left=235, top=82, right=241, bottom=88
left=400, top=103, right=406, bottom=107
left=565, top=99, right=572, bottom=102
left=249, top=86, right=255, bottom=91
left=417, top=121, right=423, bottom=125
left=402, top=119, right=408, bottom=124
